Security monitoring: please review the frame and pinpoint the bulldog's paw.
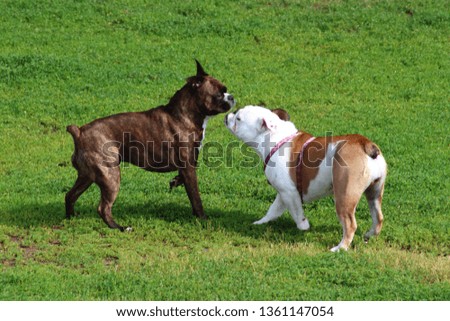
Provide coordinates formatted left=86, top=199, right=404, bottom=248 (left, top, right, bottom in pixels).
left=253, top=218, right=268, bottom=225
left=298, top=218, right=310, bottom=231
left=330, top=246, right=340, bottom=253
left=330, top=242, right=348, bottom=253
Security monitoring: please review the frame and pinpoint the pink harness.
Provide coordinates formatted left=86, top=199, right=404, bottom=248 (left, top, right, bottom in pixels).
left=263, top=132, right=299, bottom=171
left=264, top=133, right=316, bottom=201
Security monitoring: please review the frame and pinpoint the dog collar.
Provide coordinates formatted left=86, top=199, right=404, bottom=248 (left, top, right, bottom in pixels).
left=264, top=132, right=299, bottom=171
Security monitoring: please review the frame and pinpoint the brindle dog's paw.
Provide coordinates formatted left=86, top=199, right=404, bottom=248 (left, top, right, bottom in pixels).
left=169, top=175, right=184, bottom=191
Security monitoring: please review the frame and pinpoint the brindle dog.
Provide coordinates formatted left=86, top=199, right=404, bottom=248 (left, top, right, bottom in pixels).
left=65, top=61, right=235, bottom=231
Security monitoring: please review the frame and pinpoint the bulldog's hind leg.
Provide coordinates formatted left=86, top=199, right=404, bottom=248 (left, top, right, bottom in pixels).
left=330, top=155, right=367, bottom=252
left=331, top=197, right=359, bottom=252
left=253, top=193, right=286, bottom=225
left=364, top=178, right=385, bottom=242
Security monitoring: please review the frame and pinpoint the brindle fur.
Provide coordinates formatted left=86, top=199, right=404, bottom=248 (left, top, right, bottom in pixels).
left=65, top=61, right=234, bottom=231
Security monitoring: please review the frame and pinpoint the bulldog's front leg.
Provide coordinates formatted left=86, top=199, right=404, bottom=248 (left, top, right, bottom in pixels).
left=279, top=190, right=310, bottom=231
left=254, top=193, right=286, bottom=225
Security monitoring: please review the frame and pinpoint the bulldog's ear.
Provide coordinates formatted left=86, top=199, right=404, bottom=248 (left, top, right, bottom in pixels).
left=195, top=59, right=208, bottom=77
left=271, top=108, right=290, bottom=121
left=261, top=117, right=277, bottom=132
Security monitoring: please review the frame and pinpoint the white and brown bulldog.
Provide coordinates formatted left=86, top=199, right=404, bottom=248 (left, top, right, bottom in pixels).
left=225, top=105, right=387, bottom=252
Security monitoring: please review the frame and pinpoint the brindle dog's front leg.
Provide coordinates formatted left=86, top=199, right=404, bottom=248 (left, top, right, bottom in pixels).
left=179, top=166, right=206, bottom=219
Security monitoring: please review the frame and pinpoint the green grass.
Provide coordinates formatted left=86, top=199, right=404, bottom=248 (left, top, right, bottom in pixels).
left=0, top=0, right=449, bottom=300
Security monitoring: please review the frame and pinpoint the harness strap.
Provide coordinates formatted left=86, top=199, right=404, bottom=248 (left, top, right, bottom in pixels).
left=263, top=132, right=299, bottom=171
left=296, top=136, right=316, bottom=202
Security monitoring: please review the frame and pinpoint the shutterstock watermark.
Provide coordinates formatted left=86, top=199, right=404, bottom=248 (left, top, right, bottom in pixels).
left=100, top=132, right=348, bottom=170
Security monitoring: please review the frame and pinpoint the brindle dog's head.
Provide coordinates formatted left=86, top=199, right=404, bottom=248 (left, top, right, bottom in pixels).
left=187, top=60, right=235, bottom=116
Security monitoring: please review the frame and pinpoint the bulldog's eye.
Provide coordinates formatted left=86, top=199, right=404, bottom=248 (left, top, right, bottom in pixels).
left=236, top=117, right=241, bottom=121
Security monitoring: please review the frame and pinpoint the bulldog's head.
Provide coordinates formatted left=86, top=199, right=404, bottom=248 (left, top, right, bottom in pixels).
left=225, top=105, right=291, bottom=143
left=187, top=60, right=235, bottom=115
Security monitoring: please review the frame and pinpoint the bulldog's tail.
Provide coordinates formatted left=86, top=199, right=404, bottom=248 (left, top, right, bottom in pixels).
left=364, top=141, right=380, bottom=159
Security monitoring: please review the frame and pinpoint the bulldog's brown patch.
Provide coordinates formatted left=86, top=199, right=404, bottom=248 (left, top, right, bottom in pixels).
left=289, top=133, right=379, bottom=198
left=271, top=108, right=290, bottom=121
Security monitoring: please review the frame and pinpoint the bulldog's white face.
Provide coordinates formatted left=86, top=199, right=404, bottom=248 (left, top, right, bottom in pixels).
left=225, top=105, right=282, bottom=143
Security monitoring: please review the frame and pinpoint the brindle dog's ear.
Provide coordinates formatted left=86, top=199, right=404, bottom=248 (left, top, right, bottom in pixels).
left=195, top=59, right=208, bottom=77
left=187, top=60, right=209, bottom=89
left=271, top=108, right=290, bottom=121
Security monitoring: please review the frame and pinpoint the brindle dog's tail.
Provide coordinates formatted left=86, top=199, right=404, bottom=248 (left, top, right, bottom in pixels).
left=67, top=125, right=81, bottom=170
left=67, top=125, right=80, bottom=137
left=67, top=125, right=80, bottom=141
left=364, top=141, right=380, bottom=159
left=67, top=125, right=81, bottom=150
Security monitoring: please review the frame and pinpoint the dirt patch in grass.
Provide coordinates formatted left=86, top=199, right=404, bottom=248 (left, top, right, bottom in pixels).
left=104, top=255, right=119, bottom=267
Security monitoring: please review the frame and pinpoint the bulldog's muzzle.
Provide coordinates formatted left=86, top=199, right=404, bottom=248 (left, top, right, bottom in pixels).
left=224, top=113, right=230, bottom=126
left=224, top=111, right=235, bottom=127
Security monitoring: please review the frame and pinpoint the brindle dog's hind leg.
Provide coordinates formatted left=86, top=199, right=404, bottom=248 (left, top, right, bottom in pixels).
left=65, top=175, right=93, bottom=219
left=95, top=166, right=130, bottom=232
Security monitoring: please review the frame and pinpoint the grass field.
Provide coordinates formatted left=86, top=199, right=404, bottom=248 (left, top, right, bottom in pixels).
left=0, top=0, right=449, bottom=300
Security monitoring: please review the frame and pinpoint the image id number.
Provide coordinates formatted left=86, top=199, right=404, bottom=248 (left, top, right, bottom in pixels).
left=259, top=306, right=334, bottom=317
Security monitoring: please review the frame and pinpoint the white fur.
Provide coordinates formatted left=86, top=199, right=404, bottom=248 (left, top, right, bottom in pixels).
left=200, top=93, right=234, bottom=149
left=367, top=154, right=387, bottom=182
left=302, top=143, right=336, bottom=202
left=200, top=116, right=211, bottom=149
left=224, top=93, right=234, bottom=106
left=226, top=106, right=310, bottom=230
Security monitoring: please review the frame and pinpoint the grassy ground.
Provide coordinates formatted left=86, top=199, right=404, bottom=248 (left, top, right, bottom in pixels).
left=0, top=0, right=449, bottom=300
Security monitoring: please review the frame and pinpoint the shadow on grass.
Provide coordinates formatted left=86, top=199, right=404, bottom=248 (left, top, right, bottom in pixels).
left=0, top=197, right=338, bottom=247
